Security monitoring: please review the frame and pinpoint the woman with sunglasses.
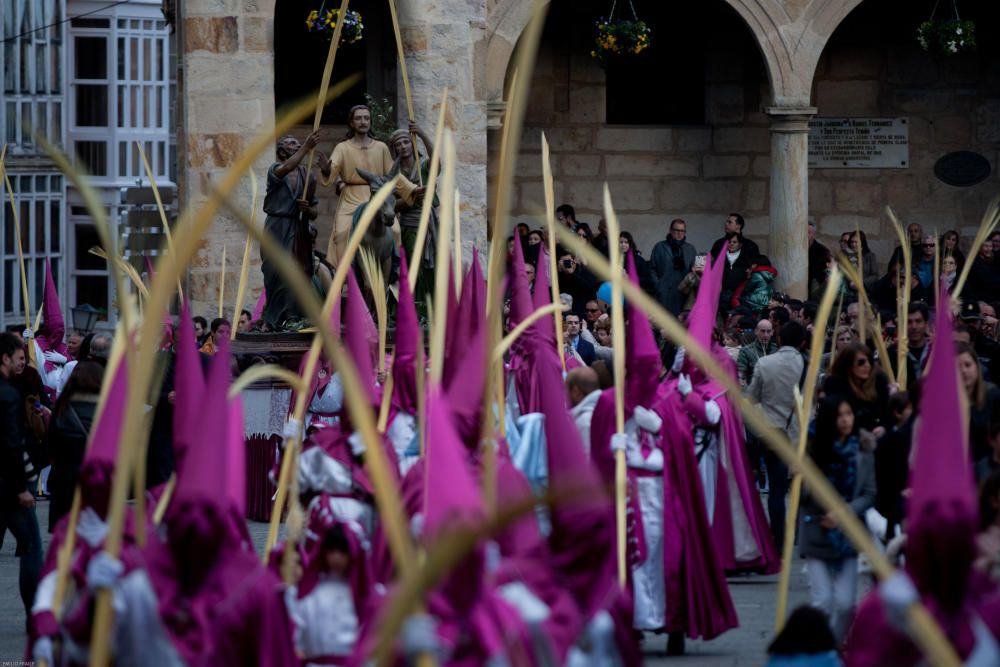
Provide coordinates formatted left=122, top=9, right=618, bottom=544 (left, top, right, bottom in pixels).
left=822, top=343, right=892, bottom=439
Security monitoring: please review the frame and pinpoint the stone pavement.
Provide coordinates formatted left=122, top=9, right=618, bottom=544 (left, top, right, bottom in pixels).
left=0, top=500, right=810, bottom=665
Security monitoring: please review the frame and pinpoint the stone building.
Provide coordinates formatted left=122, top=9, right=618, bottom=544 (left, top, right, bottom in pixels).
left=5, top=0, right=997, bottom=327
left=176, top=0, right=999, bottom=313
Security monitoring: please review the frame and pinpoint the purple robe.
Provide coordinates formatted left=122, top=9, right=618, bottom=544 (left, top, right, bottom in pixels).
left=655, top=385, right=739, bottom=639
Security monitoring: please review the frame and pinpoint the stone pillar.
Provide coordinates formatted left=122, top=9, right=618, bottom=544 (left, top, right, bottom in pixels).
left=766, top=106, right=816, bottom=299
left=176, top=0, right=275, bottom=316
left=396, top=0, right=489, bottom=262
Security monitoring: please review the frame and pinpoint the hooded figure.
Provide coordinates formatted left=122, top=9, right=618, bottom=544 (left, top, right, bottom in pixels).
left=29, top=357, right=136, bottom=664
left=285, top=493, right=376, bottom=666
left=82, top=340, right=297, bottom=666
left=683, top=253, right=779, bottom=575
left=386, top=250, right=422, bottom=476
left=588, top=252, right=670, bottom=633
left=845, top=291, right=1000, bottom=665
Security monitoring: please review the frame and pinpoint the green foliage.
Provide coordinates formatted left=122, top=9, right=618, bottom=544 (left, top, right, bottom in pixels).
left=364, top=93, right=396, bottom=144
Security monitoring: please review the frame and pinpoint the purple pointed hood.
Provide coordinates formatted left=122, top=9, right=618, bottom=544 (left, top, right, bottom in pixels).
left=508, top=229, right=534, bottom=328
left=83, top=356, right=128, bottom=468
left=79, top=355, right=128, bottom=519
left=37, top=259, right=68, bottom=359
left=688, top=252, right=724, bottom=349
left=444, top=316, right=488, bottom=448
left=906, top=289, right=977, bottom=610
left=444, top=251, right=487, bottom=391
left=422, top=385, right=484, bottom=540
left=684, top=252, right=725, bottom=382
left=625, top=251, right=661, bottom=411
left=531, top=247, right=556, bottom=342
left=171, top=336, right=233, bottom=510
left=392, top=249, right=420, bottom=414
left=344, top=269, right=378, bottom=406
left=173, top=299, right=205, bottom=473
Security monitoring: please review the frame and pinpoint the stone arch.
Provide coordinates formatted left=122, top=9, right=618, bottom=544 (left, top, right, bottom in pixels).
left=483, top=0, right=865, bottom=109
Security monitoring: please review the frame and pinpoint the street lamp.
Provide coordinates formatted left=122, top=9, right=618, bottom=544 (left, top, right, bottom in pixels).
left=71, top=303, right=100, bottom=334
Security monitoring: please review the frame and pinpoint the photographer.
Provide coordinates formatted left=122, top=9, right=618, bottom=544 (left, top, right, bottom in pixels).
left=556, top=252, right=596, bottom=319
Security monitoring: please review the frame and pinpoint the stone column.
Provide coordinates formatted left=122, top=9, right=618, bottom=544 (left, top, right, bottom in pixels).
left=176, top=0, right=275, bottom=316
left=766, top=106, right=816, bottom=299
left=396, top=0, right=489, bottom=262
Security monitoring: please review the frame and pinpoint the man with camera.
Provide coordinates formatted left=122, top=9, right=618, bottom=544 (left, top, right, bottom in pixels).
left=555, top=252, right=595, bottom=319
left=650, top=218, right=696, bottom=316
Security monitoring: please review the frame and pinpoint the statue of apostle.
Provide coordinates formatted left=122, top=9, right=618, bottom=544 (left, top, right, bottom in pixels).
left=261, top=132, right=321, bottom=330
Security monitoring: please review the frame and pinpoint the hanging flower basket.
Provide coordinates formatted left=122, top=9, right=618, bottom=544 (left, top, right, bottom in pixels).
left=917, top=19, right=975, bottom=54
left=305, top=6, right=364, bottom=44
left=591, top=18, right=651, bottom=65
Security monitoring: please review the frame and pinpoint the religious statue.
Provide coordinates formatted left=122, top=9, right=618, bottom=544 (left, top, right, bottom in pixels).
left=388, top=121, right=438, bottom=303
left=261, top=132, right=321, bottom=330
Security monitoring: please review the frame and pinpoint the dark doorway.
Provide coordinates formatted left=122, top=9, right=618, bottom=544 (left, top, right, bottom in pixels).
left=273, top=0, right=397, bottom=123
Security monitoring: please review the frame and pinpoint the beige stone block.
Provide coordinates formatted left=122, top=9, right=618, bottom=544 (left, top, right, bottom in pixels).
left=703, top=155, right=749, bottom=179
left=184, top=16, right=239, bottom=54
left=595, top=128, right=672, bottom=152
left=834, top=181, right=881, bottom=213
left=187, top=133, right=246, bottom=169
left=809, top=180, right=832, bottom=212
left=826, top=48, right=881, bottom=79
left=620, top=215, right=670, bottom=256
left=816, top=80, right=879, bottom=116
left=605, top=155, right=698, bottom=177
left=660, top=181, right=742, bottom=211
left=708, top=84, right=745, bottom=124
left=402, top=27, right=429, bottom=54
left=188, top=98, right=263, bottom=134
left=752, top=156, right=771, bottom=178
left=523, top=127, right=592, bottom=152
left=747, top=181, right=767, bottom=211
left=606, top=180, right=656, bottom=211
left=516, top=153, right=543, bottom=178
left=713, top=127, right=769, bottom=153
left=884, top=175, right=921, bottom=209
left=677, top=128, right=711, bottom=152
left=820, top=214, right=881, bottom=236
left=560, top=154, right=601, bottom=177
left=565, top=180, right=610, bottom=211
left=186, top=54, right=271, bottom=95
left=521, top=179, right=565, bottom=210
left=933, top=115, right=971, bottom=145
left=242, top=16, right=269, bottom=52
left=570, top=85, right=605, bottom=124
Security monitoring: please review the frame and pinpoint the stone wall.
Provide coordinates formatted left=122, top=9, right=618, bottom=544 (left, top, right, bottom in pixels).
left=178, top=0, right=276, bottom=317
left=504, top=4, right=1000, bottom=280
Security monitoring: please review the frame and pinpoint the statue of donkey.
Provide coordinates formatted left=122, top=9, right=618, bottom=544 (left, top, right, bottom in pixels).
left=350, top=167, right=397, bottom=300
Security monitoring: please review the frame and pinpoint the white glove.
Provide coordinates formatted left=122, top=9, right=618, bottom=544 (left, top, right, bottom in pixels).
left=625, top=444, right=644, bottom=469
left=43, top=350, right=67, bottom=365
left=632, top=406, right=663, bottom=434
left=348, top=431, right=366, bottom=456
left=401, top=613, right=441, bottom=659
left=677, top=373, right=693, bottom=398
left=282, top=418, right=302, bottom=442
left=87, top=552, right=124, bottom=592
left=22, top=328, right=33, bottom=340
left=671, top=347, right=685, bottom=374
left=33, top=636, right=54, bottom=664
left=879, top=570, right=918, bottom=633
left=610, top=433, right=628, bottom=454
